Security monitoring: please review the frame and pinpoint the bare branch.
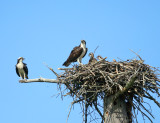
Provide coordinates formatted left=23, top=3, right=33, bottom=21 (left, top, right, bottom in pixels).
left=19, top=77, right=61, bottom=83
left=93, top=45, right=99, bottom=54
left=129, top=49, right=143, bottom=61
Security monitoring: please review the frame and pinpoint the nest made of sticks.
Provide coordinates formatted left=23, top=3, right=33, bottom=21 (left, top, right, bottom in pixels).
left=57, top=56, right=160, bottom=122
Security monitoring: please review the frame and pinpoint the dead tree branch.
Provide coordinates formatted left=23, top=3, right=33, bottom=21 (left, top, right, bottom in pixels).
left=19, top=78, right=60, bottom=83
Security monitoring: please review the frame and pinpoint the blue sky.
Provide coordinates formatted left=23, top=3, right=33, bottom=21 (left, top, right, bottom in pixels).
left=0, top=0, right=160, bottom=123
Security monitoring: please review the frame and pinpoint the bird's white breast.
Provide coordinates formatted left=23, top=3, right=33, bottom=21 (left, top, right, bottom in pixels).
left=17, top=62, right=25, bottom=77
left=80, top=43, right=86, bottom=58
left=17, top=62, right=24, bottom=69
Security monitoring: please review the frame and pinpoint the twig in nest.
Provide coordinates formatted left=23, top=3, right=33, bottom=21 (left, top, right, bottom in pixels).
left=93, top=45, right=99, bottom=54
left=82, top=65, right=95, bottom=76
left=129, top=49, right=143, bottom=61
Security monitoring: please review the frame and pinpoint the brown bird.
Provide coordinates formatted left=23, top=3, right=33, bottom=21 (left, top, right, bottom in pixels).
left=16, top=57, right=28, bottom=80
left=63, top=40, right=88, bottom=67
left=88, top=52, right=97, bottom=64
left=97, top=55, right=103, bottom=60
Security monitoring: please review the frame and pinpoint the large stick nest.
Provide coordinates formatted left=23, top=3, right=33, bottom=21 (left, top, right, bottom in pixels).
left=58, top=57, right=160, bottom=122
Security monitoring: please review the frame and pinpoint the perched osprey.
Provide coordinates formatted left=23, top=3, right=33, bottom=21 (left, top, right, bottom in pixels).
left=88, top=52, right=97, bottom=64
left=16, top=57, right=28, bottom=80
left=63, top=40, right=88, bottom=67
left=97, top=55, right=103, bottom=61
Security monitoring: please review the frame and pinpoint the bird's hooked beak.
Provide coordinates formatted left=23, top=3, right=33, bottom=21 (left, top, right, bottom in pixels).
left=81, top=40, right=86, bottom=44
left=18, top=57, right=25, bottom=60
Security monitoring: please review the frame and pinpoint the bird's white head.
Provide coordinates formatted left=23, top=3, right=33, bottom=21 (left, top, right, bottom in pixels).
left=17, top=57, right=25, bottom=63
left=81, top=40, right=86, bottom=44
left=89, top=52, right=94, bottom=57
left=97, top=55, right=103, bottom=60
left=80, top=40, right=86, bottom=48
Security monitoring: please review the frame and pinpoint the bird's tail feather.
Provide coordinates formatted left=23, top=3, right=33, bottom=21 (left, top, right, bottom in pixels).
left=26, top=75, right=28, bottom=79
left=63, top=61, right=70, bottom=67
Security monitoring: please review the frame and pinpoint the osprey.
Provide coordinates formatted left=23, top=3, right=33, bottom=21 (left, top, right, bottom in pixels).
left=97, top=55, right=103, bottom=61
left=88, top=52, right=97, bottom=64
left=63, top=40, right=88, bottom=67
left=16, top=57, right=28, bottom=80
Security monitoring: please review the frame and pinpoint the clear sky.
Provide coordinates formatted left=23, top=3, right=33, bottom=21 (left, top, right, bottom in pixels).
left=0, top=0, right=160, bottom=123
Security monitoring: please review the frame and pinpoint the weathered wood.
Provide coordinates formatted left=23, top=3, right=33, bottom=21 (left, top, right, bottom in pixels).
left=104, top=95, right=129, bottom=123
left=19, top=78, right=61, bottom=83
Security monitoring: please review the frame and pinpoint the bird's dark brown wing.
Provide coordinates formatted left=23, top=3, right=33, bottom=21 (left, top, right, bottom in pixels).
left=63, top=46, right=83, bottom=66
left=23, top=63, right=28, bottom=75
left=16, top=65, right=20, bottom=77
left=89, top=56, right=97, bottom=64
left=23, top=63, right=28, bottom=78
left=67, top=46, right=83, bottom=62
left=93, top=58, right=97, bottom=63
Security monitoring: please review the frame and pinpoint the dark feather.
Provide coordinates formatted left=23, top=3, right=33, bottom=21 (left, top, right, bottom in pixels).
left=63, top=46, right=83, bottom=67
left=16, top=65, right=20, bottom=77
left=89, top=58, right=97, bottom=64
left=88, top=53, right=97, bottom=64
left=24, top=63, right=28, bottom=79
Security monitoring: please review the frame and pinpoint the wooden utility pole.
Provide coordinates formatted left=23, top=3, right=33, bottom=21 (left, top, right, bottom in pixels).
left=104, top=95, right=129, bottom=123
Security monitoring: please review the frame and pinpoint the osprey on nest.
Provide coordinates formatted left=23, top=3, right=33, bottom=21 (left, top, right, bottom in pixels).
left=16, top=57, right=28, bottom=80
left=97, top=55, right=103, bottom=61
left=88, top=52, right=97, bottom=64
left=63, top=40, right=88, bottom=67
